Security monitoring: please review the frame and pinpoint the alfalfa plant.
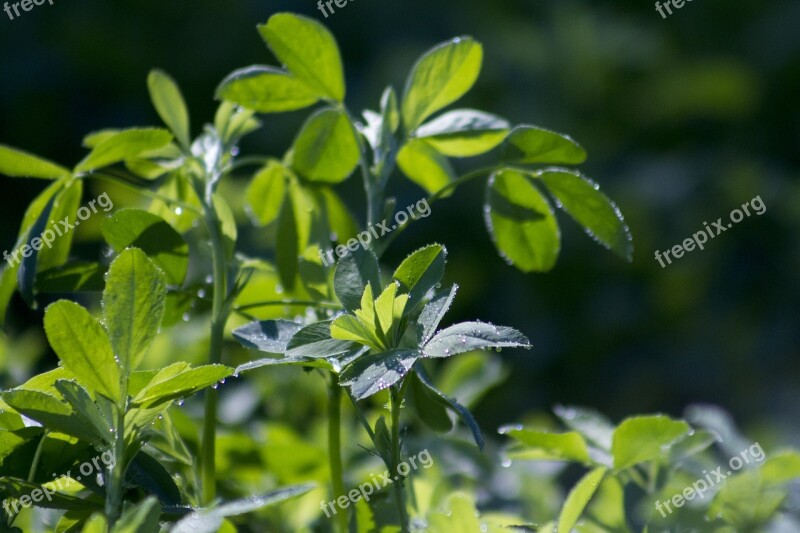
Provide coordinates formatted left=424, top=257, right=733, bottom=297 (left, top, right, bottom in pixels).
left=0, top=11, right=632, bottom=532
left=219, top=12, right=632, bottom=532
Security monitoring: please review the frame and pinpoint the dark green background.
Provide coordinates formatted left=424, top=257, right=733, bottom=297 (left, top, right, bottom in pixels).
left=1, top=0, right=798, bottom=437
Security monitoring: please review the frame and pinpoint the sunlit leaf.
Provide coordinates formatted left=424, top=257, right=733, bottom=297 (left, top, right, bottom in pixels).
left=402, top=37, right=483, bottom=129
left=259, top=13, right=345, bottom=101
left=484, top=169, right=560, bottom=272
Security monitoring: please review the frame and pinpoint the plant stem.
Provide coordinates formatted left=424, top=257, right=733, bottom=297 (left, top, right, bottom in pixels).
left=389, top=386, right=410, bottom=533
left=106, top=374, right=129, bottom=525
left=200, top=202, right=229, bottom=505
left=328, top=376, right=349, bottom=533
left=344, top=107, right=382, bottom=229
left=234, top=300, right=341, bottom=313
left=376, top=166, right=501, bottom=257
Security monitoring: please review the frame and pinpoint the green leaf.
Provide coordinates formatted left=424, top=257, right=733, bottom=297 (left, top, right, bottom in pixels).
left=285, top=321, right=359, bottom=359
left=668, top=429, right=720, bottom=465
left=216, top=65, right=319, bottom=113
left=275, top=188, right=299, bottom=289
left=708, top=470, right=785, bottom=529
left=340, top=349, right=420, bottom=400
left=36, top=262, right=106, bottom=293
left=17, top=187, right=58, bottom=306
left=75, top=128, right=173, bottom=173
left=437, top=352, right=507, bottom=408
left=422, top=321, right=530, bottom=358
left=330, top=313, right=383, bottom=352
left=611, top=415, right=691, bottom=470
left=417, top=284, right=458, bottom=344
left=43, top=300, right=120, bottom=401
left=427, top=493, right=483, bottom=533
left=111, top=497, right=161, bottom=533
left=393, top=244, right=447, bottom=314
left=212, top=194, right=238, bottom=261
left=54, top=380, right=113, bottom=446
left=485, top=169, right=560, bottom=272
left=148, top=70, right=191, bottom=151
left=232, top=320, right=303, bottom=353
left=402, top=37, right=483, bottom=130
left=415, top=109, right=509, bottom=157
left=102, top=248, right=167, bottom=372
left=170, top=484, right=315, bottom=533
left=0, top=476, right=102, bottom=511
left=320, top=187, right=359, bottom=245
left=290, top=108, right=359, bottom=183
left=39, top=178, right=83, bottom=272
left=761, top=451, right=800, bottom=485
left=246, top=161, right=287, bottom=226
left=83, top=514, right=109, bottom=532
left=501, top=125, right=587, bottom=165
left=0, top=144, right=69, bottom=179
left=557, top=467, right=607, bottom=533
left=410, top=371, right=454, bottom=433
left=333, top=247, right=381, bottom=312
left=536, top=170, right=633, bottom=261
left=125, top=451, right=182, bottom=507
left=102, top=209, right=189, bottom=285
left=258, top=13, right=345, bottom=101
left=554, top=405, right=615, bottom=451
left=214, top=102, right=261, bottom=144
left=396, top=139, right=455, bottom=195
left=499, top=427, right=591, bottom=463
left=1, top=390, right=98, bottom=443
left=14, top=367, right=72, bottom=398
left=132, top=364, right=233, bottom=408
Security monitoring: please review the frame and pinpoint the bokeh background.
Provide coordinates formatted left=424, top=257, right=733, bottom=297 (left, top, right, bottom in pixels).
left=1, top=0, right=798, bottom=449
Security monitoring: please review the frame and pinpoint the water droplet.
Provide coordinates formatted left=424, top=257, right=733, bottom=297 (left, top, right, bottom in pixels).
left=275, top=284, right=284, bottom=294
left=182, top=312, right=191, bottom=322
left=176, top=398, right=184, bottom=406
left=175, top=207, right=183, bottom=216
left=205, top=275, right=213, bottom=284
left=212, top=383, right=218, bottom=390
left=230, top=146, right=240, bottom=157
left=197, top=289, right=206, bottom=298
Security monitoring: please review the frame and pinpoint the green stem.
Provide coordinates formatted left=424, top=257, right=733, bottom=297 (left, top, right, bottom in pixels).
left=376, top=166, right=500, bottom=257
left=328, top=376, right=349, bottom=533
left=87, top=172, right=202, bottom=215
left=200, top=202, right=230, bottom=505
left=7, top=431, right=48, bottom=526
left=223, top=156, right=272, bottom=173
left=106, top=371, right=129, bottom=525
left=389, top=386, right=410, bottom=533
left=344, top=107, right=382, bottom=229
left=234, top=300, right=340, bottom=313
